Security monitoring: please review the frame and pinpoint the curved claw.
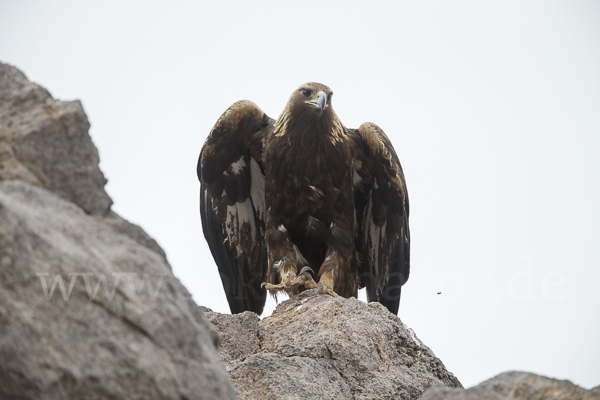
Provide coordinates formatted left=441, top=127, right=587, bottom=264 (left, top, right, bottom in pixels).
left=317, top=285, right=324, bottom=294
left=300, top=266, right=314, bottom=274
left=298, top=266, right=315, bottom=278
left=261, top=282, right=268, bottom=289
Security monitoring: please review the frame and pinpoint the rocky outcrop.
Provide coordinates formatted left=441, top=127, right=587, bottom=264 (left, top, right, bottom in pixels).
left=0, top=62, right=237, bottom=399
left=202, top=290, right=462, bottom=400
left=420, top=371, right=600, bottom=400
left=0, top=62, right=112, bottom=216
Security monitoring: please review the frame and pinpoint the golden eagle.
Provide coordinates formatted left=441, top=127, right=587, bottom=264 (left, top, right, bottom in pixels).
left=198, top=83, right=409, bottom=315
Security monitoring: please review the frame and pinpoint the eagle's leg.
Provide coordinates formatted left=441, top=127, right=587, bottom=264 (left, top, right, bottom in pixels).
left=303, top=247, right=340, bottom=297
left=306, top=223, right=355, bottom=297
left=262, top=225, right=312, bottom=296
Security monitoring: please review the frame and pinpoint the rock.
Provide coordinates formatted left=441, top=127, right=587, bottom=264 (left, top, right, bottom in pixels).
left=200, top=307, right=261, bottom=368
left=419, top=385, right=507, bottom=400
left=420, top=371, right=600, bottom=400
left=477, top=372, right=600, bottom=400
left=0, top=63, right=237, bottom=400
left=203, top=290, right=462, bottom=400
left=0, top=62, right=112, bottom=216
left=102, top=210, right=169, bottom=264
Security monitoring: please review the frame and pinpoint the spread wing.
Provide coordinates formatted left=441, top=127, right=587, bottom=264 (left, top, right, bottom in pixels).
left=349, top=122, right=410, bottom=315
left=197, top=100, right=273, bottom=315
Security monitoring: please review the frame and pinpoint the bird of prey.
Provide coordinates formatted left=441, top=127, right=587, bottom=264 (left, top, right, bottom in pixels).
left=197, top=83, right=409, bottom=316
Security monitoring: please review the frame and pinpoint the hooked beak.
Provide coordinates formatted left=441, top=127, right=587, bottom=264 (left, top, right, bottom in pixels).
left=305, top=91, right=328, bottom=111
left=316, top=92, right=326, bottom=111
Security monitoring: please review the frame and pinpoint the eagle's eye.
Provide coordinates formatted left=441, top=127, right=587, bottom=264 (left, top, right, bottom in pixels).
left=328, top=93, right=332, bottom=101
left=301, top=89, right=312, bottom=97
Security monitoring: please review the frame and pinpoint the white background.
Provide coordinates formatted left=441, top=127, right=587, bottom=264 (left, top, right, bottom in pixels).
left=1, top=0, right=599, bottom=389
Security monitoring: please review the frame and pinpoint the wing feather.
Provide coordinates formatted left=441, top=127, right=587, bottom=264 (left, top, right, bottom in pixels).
left=198, top=101, right=272, bottom=314
left=350, top=122, right=410, bottom=315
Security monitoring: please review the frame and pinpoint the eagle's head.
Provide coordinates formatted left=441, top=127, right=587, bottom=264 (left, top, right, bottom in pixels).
left=275, top=83, right=344, bottom=141
left=287, top=82, right=333, bottom=116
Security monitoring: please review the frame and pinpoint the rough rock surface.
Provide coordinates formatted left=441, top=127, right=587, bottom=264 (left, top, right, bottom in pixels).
left=0, top=62, right=112, bottom=215
left=420, top=385, right=507, bottom=400
left=202, top=290, right=462, bottom=400
left=0, top=62, right=237, bottom=399
left=421, top=371, right=600, bottom=400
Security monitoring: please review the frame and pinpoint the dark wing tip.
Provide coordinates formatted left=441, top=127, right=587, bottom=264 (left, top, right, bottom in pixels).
left=352, top=122, right=410, bottom=315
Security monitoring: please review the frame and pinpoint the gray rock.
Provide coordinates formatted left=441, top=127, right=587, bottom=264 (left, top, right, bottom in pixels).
left=203, top=290, right=462, bottom=400
left=478, top=372, right=600, bottom=400
left=0, top=181, right=237, bottom=400
left=420, top=371, right=600, bottom=400
left=0, top=63, right=237, bottom=399
left=102, top=210, right=168, bottom=264
left=201, top=307, right=260, bottom=368
left=0, top=62, right=113, bottom=216
left=420, top=385, right=508, bottom=400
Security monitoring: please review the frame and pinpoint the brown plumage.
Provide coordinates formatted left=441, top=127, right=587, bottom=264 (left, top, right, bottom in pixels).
left=198, top=83, right=409, bottom=315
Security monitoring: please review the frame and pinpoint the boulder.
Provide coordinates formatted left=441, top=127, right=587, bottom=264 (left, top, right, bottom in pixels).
left=0, top=62, right=112, bottom=216
left=0, top=62, right=237, bottom=400
left=202, top=289, right=462, bottom=400
left=420, top=371, right=600, bottom=400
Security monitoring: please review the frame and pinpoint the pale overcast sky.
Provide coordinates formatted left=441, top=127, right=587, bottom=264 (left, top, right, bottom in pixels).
left=1, top=0, right=599, bottom=389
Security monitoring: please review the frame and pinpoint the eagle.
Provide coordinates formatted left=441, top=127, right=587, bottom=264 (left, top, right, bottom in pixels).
left=197, top=83, right=409, bottom=316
